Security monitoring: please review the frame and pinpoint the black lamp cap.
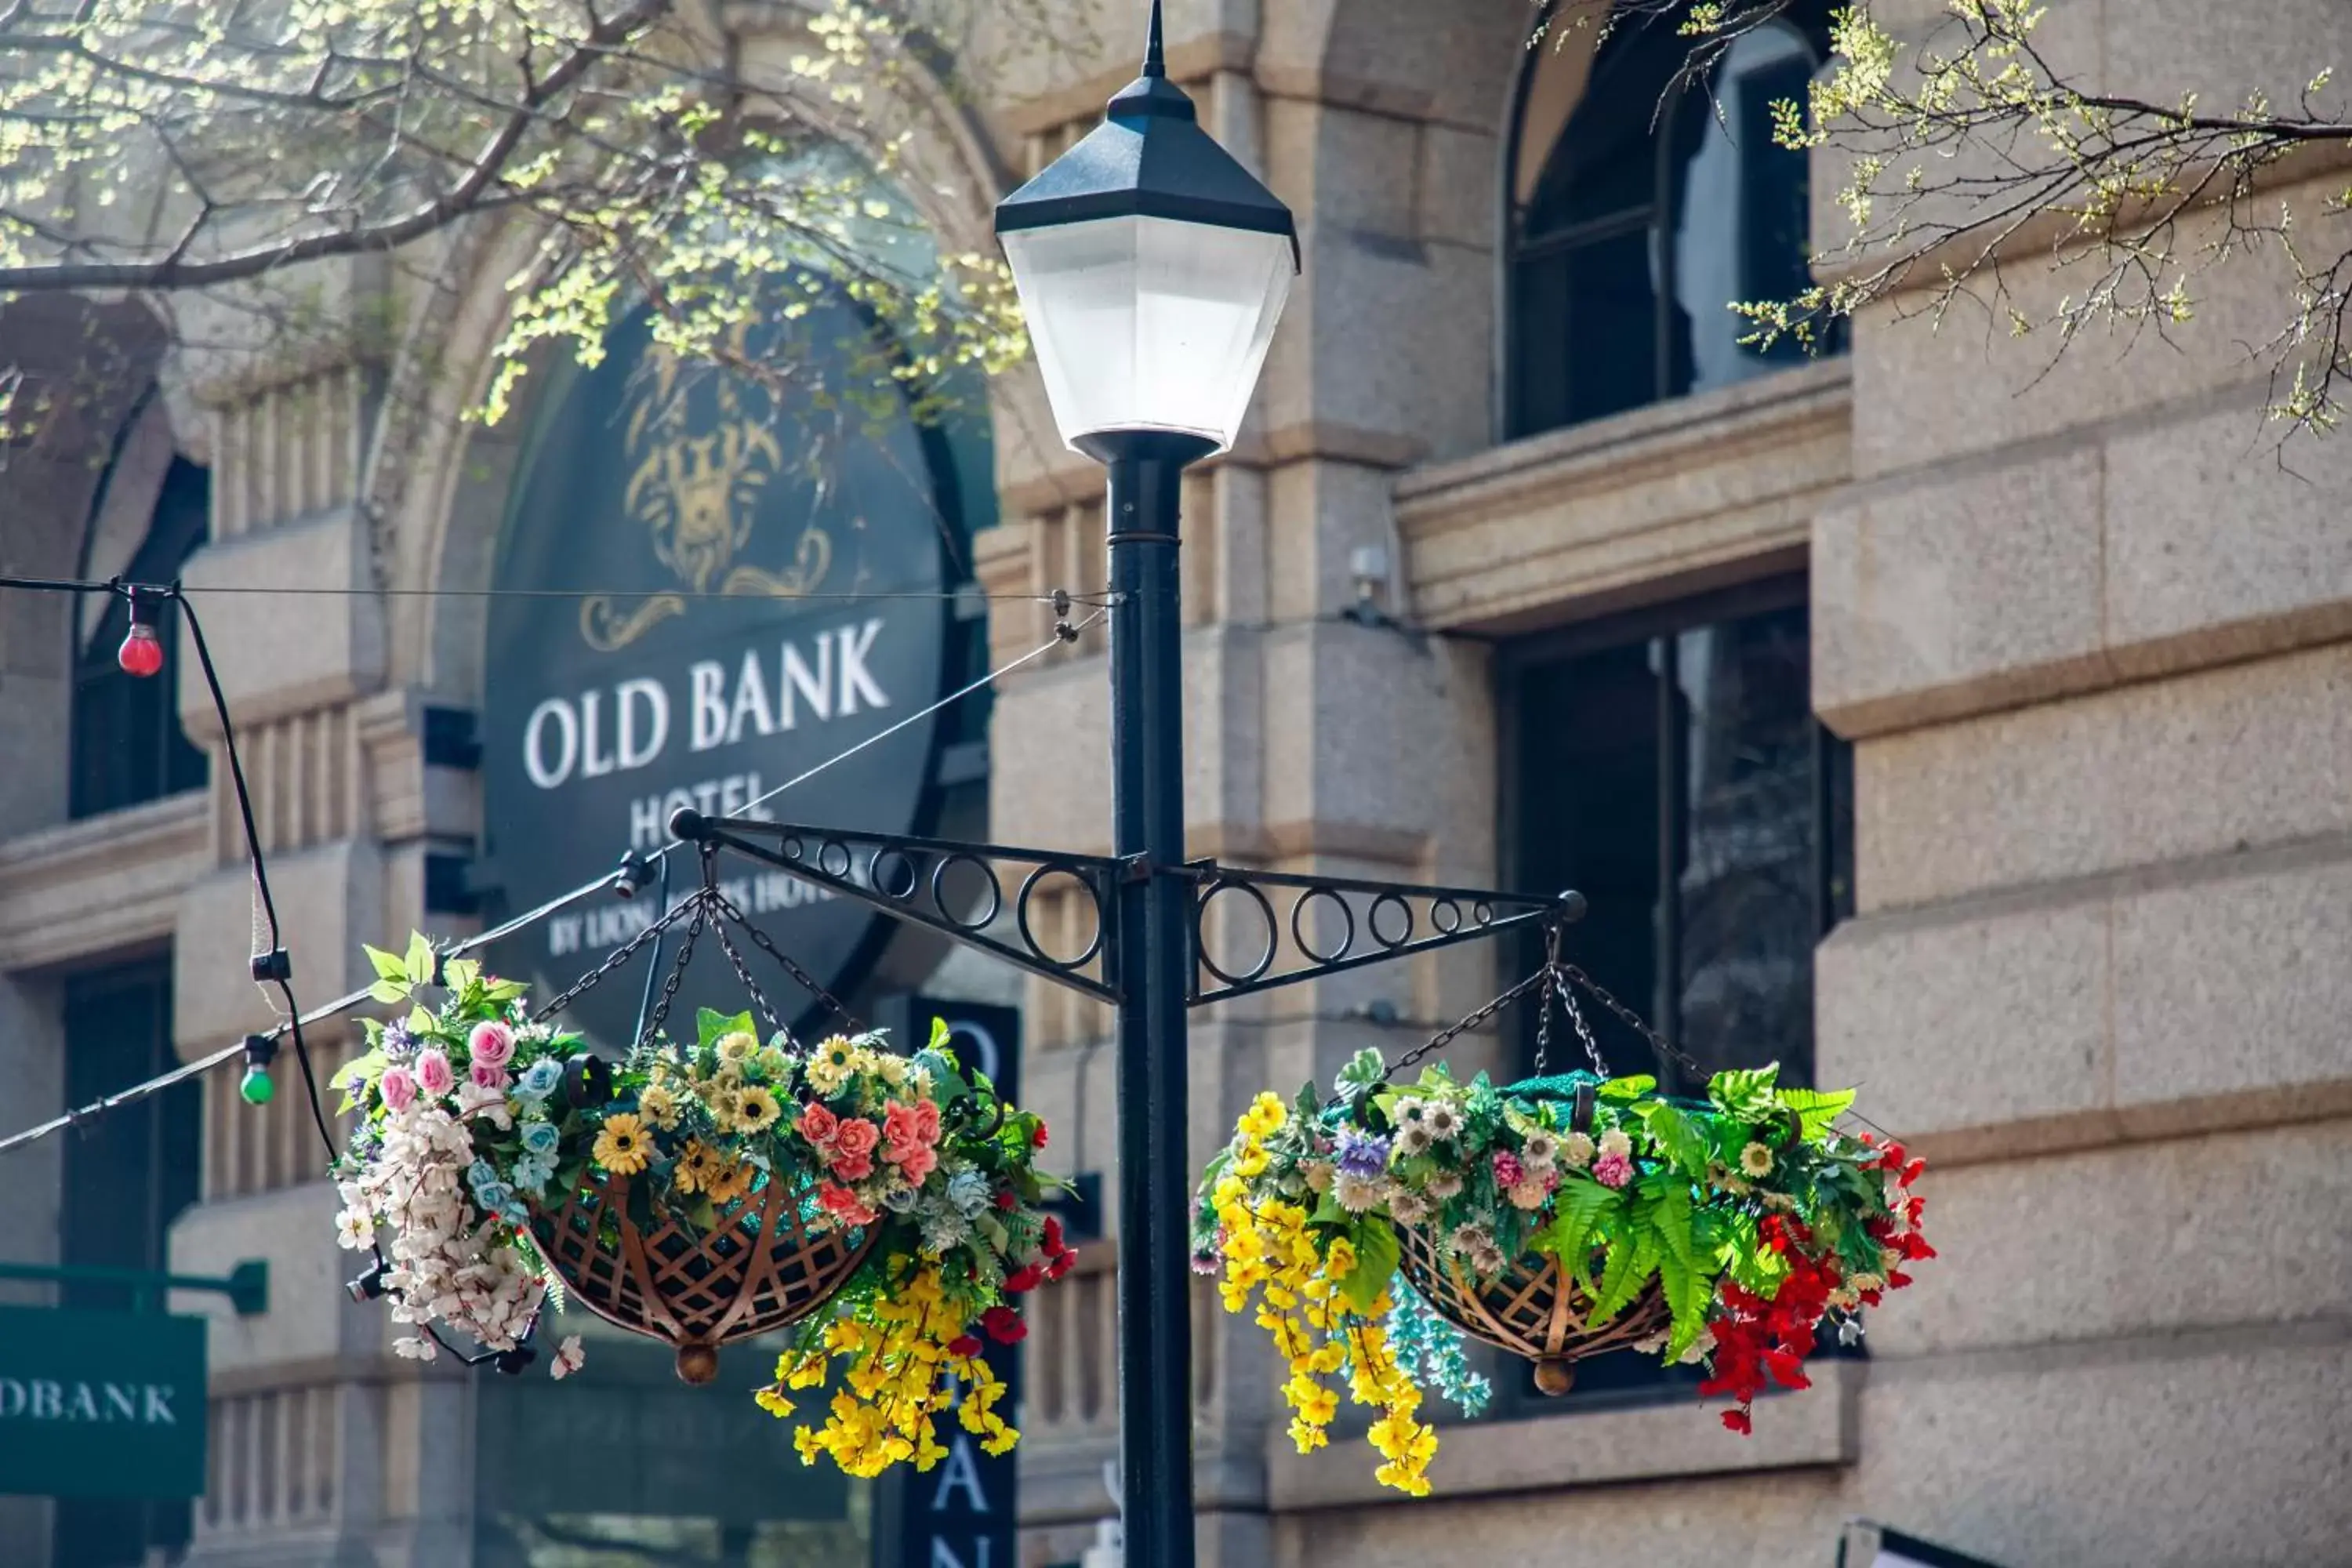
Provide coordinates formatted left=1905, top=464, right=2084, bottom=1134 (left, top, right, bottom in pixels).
left=993, top=0, right=1298, bottom=270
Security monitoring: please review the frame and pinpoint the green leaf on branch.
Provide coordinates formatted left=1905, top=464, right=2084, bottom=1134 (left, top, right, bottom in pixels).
left=1596, top=1074, right=1656, bottom=1102
left=367, top=978, right=410, bottom=1005
left=364, top=945, right=409, bottom=985
left=1777, top=1087, right=1857, bottom=1141
left=1708, top=1063, right=1780, bottom=1119
left=1589, top=1228, right=1659, bottom=1326
left=403, top=932, right=437, bottom=986
left=328, top=1051, right=385, bottom=1094
left=1338, top=1220, right=1401, bottom=1313
left=443, top=957, right=482, bottom=994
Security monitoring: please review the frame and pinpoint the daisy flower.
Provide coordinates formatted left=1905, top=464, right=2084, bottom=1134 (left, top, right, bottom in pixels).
left=592, top=1112, right=652, bottom=1176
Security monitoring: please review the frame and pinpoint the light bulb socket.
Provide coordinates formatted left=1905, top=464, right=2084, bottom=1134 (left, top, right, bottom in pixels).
left=612, top=850, right=656, bottom=900
left=346, top=1258, right=390, bottom=1302
left=249, top=949, right=292, bottom=985
left=238, top=1033, right=278, bottom=1105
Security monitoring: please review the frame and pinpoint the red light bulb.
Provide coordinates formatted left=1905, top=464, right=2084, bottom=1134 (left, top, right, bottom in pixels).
left=118, top=622, right=164, bottom=678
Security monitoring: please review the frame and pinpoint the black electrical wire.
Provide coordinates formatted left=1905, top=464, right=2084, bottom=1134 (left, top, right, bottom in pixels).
left=0, top=591, right=1105, bottom=1156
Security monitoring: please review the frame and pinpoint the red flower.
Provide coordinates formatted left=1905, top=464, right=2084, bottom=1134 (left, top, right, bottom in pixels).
left=994, top=1190, right=1017, bottom=1211
left=982, top=1305, right=1027, bottom=1345
left=1886, top=1269, right=1914, bottom=1290
left=1720, top=1407, right=1753, bottom=1435
left=1032, top=1122, right=1050, bottom=1149
left=948, top=1334, right=985, bottom=1359
left=1043, top=1215, right=1065, bottom=1255
left=1004, top=1264, right=1044, bottom=1294
left=1762, top=1349, right=1812, bottom=1390
left=1900, top=1157, right=1927, bottom=1187
left=834, top=1117, right=880, bottom=1160
left=1048, top=1249, right=1077, bottom=1279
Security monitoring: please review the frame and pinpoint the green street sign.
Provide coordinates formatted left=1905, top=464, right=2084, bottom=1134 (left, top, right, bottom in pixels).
left=0, top=1305, right=206, bottom=1499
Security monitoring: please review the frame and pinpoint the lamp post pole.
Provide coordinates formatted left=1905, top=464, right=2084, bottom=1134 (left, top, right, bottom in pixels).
left=1090, top=430, right=1216, bottom=1568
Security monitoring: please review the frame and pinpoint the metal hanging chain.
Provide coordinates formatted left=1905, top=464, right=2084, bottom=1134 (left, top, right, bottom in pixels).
left=640, top=903, right=710, bottom=1048
left=703, top=905, right=786, bottom=1041
left=1557, top=961, right=1704, bottom=1076
left=529, top=891, right=705, bottom=1025
left=709, top=886, right=862, bottom=1036
left=1382, top=964, right=1555, bottom=1081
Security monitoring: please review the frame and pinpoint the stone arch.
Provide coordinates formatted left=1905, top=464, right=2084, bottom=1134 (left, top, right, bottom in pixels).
left=379, top=5, right=1014, bottom=708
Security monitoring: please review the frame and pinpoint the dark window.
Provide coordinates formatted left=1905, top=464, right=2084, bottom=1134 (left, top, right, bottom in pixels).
left=1490, top=577, right=1853, bottom=1410
left=1506, top=5, right=1843, bottom=439
left=53, top=959, right=202, bottom=1567
left=70, top=456, right=210, bottom=818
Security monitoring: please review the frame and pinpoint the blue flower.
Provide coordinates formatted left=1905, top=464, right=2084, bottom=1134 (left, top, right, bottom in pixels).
left=468, top=1159, right=499, bottom=1190
left=520, top=1120, right=559, bottom=1158
left=517, top=1058, right=562, bottom=1101
left=382, top=1022, right=417, bottom=1060
left=512, top=1155, right=555, bottom=1195
left=475, top=1179, right=515, bottom=1214
left=1335, top=1127, right=1392, bottom=1178
left=946, top=1169, right=990, bottom=1218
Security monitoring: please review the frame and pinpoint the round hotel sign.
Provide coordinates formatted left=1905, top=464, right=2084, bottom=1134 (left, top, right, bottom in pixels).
left=481, top=281, right=960, bottom=1045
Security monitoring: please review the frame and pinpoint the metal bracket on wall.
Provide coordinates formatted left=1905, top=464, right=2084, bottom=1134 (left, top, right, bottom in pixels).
left=672, top=811, right=1583, bottom=1012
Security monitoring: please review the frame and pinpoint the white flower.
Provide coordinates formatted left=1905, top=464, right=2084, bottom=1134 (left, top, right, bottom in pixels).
left=1506, top=1177, right=1551, bottom=1210
left=550, top=1334, right=586, bottom=1380
left=1597, top=1128, right=1632, bottom=1162
left=1678, top=1328, right=1717, bottom=1365
left=1468, top=1242, right=1509, bottom=1276
left=1562, top=1132, right=1595, bottom=1168
left=456, top=1080, right=512, bottom=1128
left=1392, top=1098, right=1428, bottom=1128
left=1425, top=1171, right=1463, bottom=1200
left=1424, top=1104, right=1462, bottom=1142
left=1395, top=1125, right=1434, bottom=1158
left=394, top=1336, right=438, bottom=1363
left=1333, top=1171, right=1385, bottom=1214
left=335, top=1209, right=376, bottom=1250
left=1388, top=1188, right=1435, bottom=1225
left=1738, top=1141, right=1776, bottom=1178
left=1520, top=1131, right=1559, bottom=1167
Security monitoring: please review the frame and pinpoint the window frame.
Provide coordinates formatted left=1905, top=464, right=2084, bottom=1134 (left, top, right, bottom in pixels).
left=1498, top=2, right=1840, bottom=441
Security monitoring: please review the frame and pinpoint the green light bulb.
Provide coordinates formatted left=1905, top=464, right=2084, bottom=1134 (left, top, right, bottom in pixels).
left=240, top=1065, right=275, bottom=1105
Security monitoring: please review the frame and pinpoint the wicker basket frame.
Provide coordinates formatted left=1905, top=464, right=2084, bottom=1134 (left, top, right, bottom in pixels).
left=528, top=1168, right=877, bottom=1383
left=1396, top=1224, right=1672, bottom=1396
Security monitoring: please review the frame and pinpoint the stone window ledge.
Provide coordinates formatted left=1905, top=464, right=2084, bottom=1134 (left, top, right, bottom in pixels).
left=1395, top=358, right=1851, bottom=636
left=0, top=789, right=208, bottom=969
left=1266, top=1359, right=1861, bottom=1511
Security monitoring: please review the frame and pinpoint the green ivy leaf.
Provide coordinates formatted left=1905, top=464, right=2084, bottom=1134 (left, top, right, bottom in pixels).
left=1334, top=1047, right=1387, bottom=1106
left=1777, top=1087, right=1857, bottom=1142
left=1708, top=1063, right=1781, bottom=1119
left=698, top=1008, right=753, bottom=1050
left=1338, top=1220, right=1401, bottom=1313
left=443, top=957, right=482, bottom=993
left=367, top=978, right=410, bottom=1005
left=328, top=1051, right=386, bottom=1093
left=1596, top=1074, right=1657, bottom=1102
left=929, top=1016, right=952, bottom=1053
left=403, top=931, right=437, bottom=986
left=481, top=978, right=529, bottom=1004
left=363, top=945, right=409, bottom=984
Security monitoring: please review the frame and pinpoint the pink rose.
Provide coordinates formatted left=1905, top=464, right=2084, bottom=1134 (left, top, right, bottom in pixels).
left=379, top=1066, right=417, bottom=1111
left=470, top=1060, right=510, bottom=1092
left=882, top=1101, right=922, bottom=1149
left=892, top=1142, right=938, bottom=1183
left=833, top=1118, right=880, bottom=1160
left=797, top=1102, right=841, bottom=1146
left=415, top=1048, right=455, bottom=1098
left=467, top=1022, right=514, bottom=1069
left=832, top=1149, right=875, bottom=1181
left=914, top=1099, right=940, bottom=1144
left=1592, top=1152, right=1633, bottom=1189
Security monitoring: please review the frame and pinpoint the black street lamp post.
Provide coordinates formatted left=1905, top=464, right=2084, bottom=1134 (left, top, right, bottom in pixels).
left=671, top=7, right=1584, bottom=1564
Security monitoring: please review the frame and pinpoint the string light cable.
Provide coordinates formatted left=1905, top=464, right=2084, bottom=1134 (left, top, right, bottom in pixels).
left=0, top=574, right=1104, bottom=1158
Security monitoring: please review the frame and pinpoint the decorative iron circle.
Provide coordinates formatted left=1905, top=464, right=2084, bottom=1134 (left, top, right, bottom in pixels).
left=1473, top=900, right=1495, bottom=926
left=869, top=847, right=920, bottom=902
left=931, top=854, right=1004, bottom=933
left=818, top=838, right=855, bottom=880
left=1290, top=886, right=1356, bottom=967
left=1196, top=876, right=1279, bottom=987
left=1369, top=892, right=1414, bottom=949
left=1015, top=864, right=1105, bottom=971
left=1432, top=898, right=1462, bottom=935
left=780, top=834, right=805, bottom=862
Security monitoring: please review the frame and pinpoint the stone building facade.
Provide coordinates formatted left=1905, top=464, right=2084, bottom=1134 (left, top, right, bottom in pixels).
left=2, top=2, right=2348, bottom=1566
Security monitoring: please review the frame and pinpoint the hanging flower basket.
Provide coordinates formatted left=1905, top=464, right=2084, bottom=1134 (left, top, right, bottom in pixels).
left=328, top=929, right=1076, bottom=1478
left=1192, top=968, right=1933, bottom=1497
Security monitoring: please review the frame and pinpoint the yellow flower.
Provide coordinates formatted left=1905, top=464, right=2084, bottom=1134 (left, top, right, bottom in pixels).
left=592, top=1112, right=651, bottom=1176
left=809, top=1035, right=858, bottom=1095
left=1739, top=1140, right=1776, bottom=1178
left=637, top=1083, right=682, bottom=1131
left=1324, top=1236, right=1359, bottom=1279
left=673, top=1139, right=718, bottom=1195
left=753, top=1385, right=795, bottom=1418
left=733, top=1085, right=782, bottom=1134
left=706, top=1083, right=743, bottom=1127
left=1233, top=1143, right=1270, bottom=1178
left=755, top=1047, right=794, bottom=1083
left=877, top=1053, right=909, bottom=1088
left=1238, top=1091, right=1287, bottom=1140
left=716, top=1030, right=758, bottom=1065
left=705, top=1156, right=754, bottom=1205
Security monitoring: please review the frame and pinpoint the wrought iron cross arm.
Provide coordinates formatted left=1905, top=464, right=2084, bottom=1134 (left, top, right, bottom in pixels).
left=1179, top=862, right=1585, bottom=1005
left=670, top=810, right=1126, bottom=1004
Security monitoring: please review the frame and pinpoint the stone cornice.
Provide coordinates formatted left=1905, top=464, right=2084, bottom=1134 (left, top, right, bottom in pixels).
left=0, top=791, right=209, bottom=971
left=1396, top=360, right=1852, bottom=634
